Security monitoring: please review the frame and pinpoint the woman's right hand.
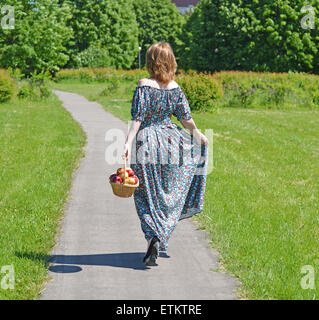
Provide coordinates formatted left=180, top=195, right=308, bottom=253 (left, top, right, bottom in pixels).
left=200, top=133, right=209, bottom=145
left=193, top=129, right=209, bottom=146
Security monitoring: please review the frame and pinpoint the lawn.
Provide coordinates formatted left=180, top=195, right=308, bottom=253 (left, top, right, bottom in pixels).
left=51, top=79, right=319, bottom=300
left=0, top=95, right=86, bottom=299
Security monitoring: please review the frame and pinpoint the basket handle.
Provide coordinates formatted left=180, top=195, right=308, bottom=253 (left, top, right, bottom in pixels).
left=122, top=154, right=127, bottom=185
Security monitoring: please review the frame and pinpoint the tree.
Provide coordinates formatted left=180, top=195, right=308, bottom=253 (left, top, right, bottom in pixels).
left=180, top=0, right=319, bottom=73
left=0, top=0, right=73, bottom=75
left=133, top=0, right=185, bottom=68
left=64, top=0, right=139, bottom=69
left=73, top=45, right=111, bottom=68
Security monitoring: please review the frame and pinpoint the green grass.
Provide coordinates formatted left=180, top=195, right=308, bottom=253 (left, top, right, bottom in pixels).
left=0, top=95, right=86, bottom=299
left=51, top=79, right=319, bottom=300
left=193, top=108, right=319, bottom=300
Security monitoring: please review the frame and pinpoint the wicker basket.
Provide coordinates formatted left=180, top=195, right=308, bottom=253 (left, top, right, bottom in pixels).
left=109, top=155, right=139, bottom=198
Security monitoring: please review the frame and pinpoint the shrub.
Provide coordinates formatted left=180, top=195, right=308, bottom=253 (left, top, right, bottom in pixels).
left=17, top=71, right=52, bottom=100
left=55, top=68, right=319, bottom=110
left=213, top=71, right=319, bottom=109
left=0, top=69, right=15, bottom=103
left=176, top=73, right=223, bottom=112
left=73, top=45, right=112, bottom=68
left=78, top=69, right=95, bottom=83
left=17, top=83, right=37, bottom=100
left=7, top=67, right=25, bottom=81
left=54, top=68, right=149, bottom=83
left=17, top=82, right=51, bottom=100
left=54, top=69, right=81, bottom=82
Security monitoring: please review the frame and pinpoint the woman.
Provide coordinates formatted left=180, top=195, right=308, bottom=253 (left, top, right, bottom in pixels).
left=124, top=42, right=209, bottom=266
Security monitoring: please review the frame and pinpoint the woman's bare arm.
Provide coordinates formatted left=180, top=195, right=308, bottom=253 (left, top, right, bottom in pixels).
left=124, top=120, right=142, bottom=159
left=180, top=117, right=198, bottom=132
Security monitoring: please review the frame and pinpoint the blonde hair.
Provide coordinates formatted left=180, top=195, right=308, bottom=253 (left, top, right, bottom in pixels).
left=146, top=42, right=177, bottom=84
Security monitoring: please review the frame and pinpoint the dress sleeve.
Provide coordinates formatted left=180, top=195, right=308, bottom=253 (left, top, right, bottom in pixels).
left=173, top=89, right=192, bottom=121
left=131, top=86, right=146, bottom=121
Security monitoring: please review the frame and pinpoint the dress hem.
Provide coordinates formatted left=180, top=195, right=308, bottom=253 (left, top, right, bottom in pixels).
left=179, top=208, right=202, bottom=221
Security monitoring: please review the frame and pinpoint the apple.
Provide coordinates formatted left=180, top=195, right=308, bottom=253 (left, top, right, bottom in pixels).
left=116, top=169, right=123, bottom=175
left=127, top=169, right=134, bottom=177
left=126, top=177, right=135, bottom=185
left=117, top=168, right=125, bottom=175
left=120, top=171, right=129, bottom=180
left=113, top=176, right=122, bottom=184
left=132, top=176, right=139, bottom=184
left=109, top=173, right=117, bottom=181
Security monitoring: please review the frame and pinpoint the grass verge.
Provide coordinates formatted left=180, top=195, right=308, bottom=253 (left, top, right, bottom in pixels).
left=0, top=95, right=86, bottom=299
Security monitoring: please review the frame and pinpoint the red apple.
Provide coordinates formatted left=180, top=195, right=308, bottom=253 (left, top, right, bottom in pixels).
left=132, top=176, right=139, bottom=184
left=113, top=176, right=122, bottom=184
left=127, top=169, right=134, bottom=177
left=109, top=173, right=117, bottom=181
left=116, top=168, right=124, bottom=175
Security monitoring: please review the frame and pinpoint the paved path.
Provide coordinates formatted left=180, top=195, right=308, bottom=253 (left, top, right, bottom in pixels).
left=41, top=90, right=239, bottom=300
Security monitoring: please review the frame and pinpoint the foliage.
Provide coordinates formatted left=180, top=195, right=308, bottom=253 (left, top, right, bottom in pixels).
left=62, top=0, right=139, bottom=69
left=133, top=0, right=185, bottom=67
left=73, top=45, right=112, bottom=68
left=176, top=72, right=223, bottom=111
left=180, top=0, right=319, bottom=73
left=54, top=67, right=319, bottom=111
left=213, top=70, right=319, bottom=109
left=17, top=71, right=52, bottom=100
left=0, top=0, right=73, bottom=76
left=54, top=68, right=149, bottom=83
left=0, top=69, right=15, bottom=103
left=7, top=67, right=25, bottom=81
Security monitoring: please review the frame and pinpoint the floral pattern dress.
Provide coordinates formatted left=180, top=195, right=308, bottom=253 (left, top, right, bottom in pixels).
left=130, top=85, right=208, bottom=251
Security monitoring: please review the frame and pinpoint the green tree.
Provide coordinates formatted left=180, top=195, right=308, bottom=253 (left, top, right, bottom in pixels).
left=64, top=0, right=139, bottom=69
left=0, top=0, right=73, bottom=75
left=180, top=0, right=319, bottom=73
left=133, top=0, right=185, bottom=67
left=73, top=45, right=111, bottom=68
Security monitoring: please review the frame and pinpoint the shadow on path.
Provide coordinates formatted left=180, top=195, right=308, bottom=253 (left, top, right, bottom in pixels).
left=16, top=252, right=150, bottom=272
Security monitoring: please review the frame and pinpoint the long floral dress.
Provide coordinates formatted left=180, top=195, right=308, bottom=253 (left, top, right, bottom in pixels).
left=130, top=85, right=208, bottom=251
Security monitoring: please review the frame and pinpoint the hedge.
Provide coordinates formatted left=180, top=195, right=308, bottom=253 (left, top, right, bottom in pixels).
left=54, top=68, right=319, bottom=111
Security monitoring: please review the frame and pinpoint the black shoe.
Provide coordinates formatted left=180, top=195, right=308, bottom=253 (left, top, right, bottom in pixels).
left=143, top=236, right=159, bottom=265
